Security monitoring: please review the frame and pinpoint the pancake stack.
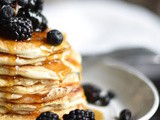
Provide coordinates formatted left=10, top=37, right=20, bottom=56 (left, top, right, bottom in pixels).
left=0, top=31, right=86, bottom=120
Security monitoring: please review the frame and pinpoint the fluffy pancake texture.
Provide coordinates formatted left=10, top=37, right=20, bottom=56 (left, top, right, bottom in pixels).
left=0, top=31, right=86, bottom=119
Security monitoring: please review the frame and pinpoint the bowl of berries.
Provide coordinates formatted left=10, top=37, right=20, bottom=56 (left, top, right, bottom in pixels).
left=82, top=58, right=159, bottom=120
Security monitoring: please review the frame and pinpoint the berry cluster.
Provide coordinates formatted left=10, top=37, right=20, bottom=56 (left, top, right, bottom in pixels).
left=0, top=0, right=47, bottom=40
left=83, top=84, right=115, bottom=106
left=36, top=109, right=95, bottom=120
left=63, top=109, right=95, bottom=120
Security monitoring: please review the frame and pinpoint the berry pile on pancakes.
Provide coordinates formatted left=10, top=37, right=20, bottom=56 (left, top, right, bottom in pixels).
left=0, top=0, right=86, bottom=120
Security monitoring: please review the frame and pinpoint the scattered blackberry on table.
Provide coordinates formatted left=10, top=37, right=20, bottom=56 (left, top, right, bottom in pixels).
left=1, top=17, right=33, bottom=40
left=47, top=30, right=63, bottom=46
left=17, top=8, right=48, bottom=31
left=119, top=109, right=132, bottom=120
left=36, top=111, right=60, bottom=120
left=83, top=84, right=101, bottom=103
left=63, top=109, right=95, bottom=120
left=0, top=5, right=14, bottom=19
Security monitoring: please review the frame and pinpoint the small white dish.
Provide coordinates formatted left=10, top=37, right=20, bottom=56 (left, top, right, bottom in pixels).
left=82, top=58, right=159, bottom=120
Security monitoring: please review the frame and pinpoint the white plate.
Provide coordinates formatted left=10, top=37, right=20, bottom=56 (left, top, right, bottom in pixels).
left=82, top=58, right=159, bottom=120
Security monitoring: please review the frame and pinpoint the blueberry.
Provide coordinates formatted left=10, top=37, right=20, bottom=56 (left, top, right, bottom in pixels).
left=47, top=30, right=63, bottom=46
left=34, top=0, right=44, bottom=12
left=23, top=0, right=43, bottom=12
left=119, top=109, right=132, bottom=120
left=100, top=95, right=110, bottom=106
left=18, top=0, right=28, bottom=7
left=107, top=90, right=115, bottom=99
left=0, top=5, right=14, bottom=19
left=27, top=0, right=36, bottom=8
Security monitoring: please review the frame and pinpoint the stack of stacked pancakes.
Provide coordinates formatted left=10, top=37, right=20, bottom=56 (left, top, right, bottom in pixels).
left=0, top=31, right=86, bottom=119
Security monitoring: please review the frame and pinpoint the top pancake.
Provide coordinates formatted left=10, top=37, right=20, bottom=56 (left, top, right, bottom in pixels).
left=0, top=31, right=71, bottom=59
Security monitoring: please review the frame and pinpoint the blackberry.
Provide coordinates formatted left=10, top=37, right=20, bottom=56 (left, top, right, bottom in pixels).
left=119, top=109, right=132, bottom=120
left=83, top=84, right=101, bottom=103
left=83, top=84, right=116, bottom=106
left=36, top=111, right=60, bottom=120
left=17, top=8, right=48, bottom=31
left=0, top=17, right=33, bottom=40
left=63, top=109, right=95, bottom=120
left=47, top=30, right=63, bottom=46
left=0, top=5, right=14, bottom=19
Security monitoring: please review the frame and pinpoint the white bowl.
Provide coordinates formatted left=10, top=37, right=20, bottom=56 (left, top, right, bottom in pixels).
left=82, top=58, right=159, bottom=120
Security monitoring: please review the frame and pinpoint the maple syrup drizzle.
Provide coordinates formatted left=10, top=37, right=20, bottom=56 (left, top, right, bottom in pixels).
left=0, top=31, right=83, bottom=117
left=0, top=32, right=70, bottom=58
left=43, top=60, right=71, bottom=80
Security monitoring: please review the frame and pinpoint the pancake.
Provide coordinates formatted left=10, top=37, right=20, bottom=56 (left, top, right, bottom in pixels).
left=0, top=83, right=81, bottom=103
left=0, top=50, right=72, bottom=66
left=0, top=30, right=86, bottom=119
left=0, top=32, right=71, bottom=59
left=0, top=76, right=59, bottom=87
left=0, top=83, right=78, bottom=96
left=0, top=58, right=82, bottom=80
left=0, top=72, right=79, bottom=87
left=0, top=88, right=86, bottom=114
left=0, top=103, right=85, bottom=120
left=0, top=84, right=53, bottom=94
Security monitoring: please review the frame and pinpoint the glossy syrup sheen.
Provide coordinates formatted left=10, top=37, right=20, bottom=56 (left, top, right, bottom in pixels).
left=0, top=31, right=79, bottom=81
left=93, top=109, right=104, bottom=120
left=0, top=31, right=70, bottom=57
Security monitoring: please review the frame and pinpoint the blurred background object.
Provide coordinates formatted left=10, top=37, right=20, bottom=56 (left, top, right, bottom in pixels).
left=125, top=0, right=160, bottom=15
left=44, top=0, right=160, bottom=55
